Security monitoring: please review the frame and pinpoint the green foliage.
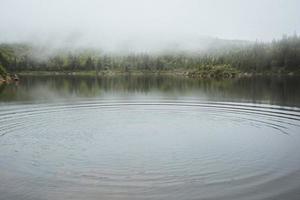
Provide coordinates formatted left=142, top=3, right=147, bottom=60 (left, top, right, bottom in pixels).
left=0, top=48, right=9, bottom=78
left=0, top=64, right=7, bottom=78
left=189, top=64, right=238, bottom=78
left=0, top=35, right=300, bottom=75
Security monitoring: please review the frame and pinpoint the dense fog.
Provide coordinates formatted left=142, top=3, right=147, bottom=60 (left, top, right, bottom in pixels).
left=1, top=0, right=299, bottom=53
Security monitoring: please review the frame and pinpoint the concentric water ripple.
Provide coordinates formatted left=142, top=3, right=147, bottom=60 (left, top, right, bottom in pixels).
left=1, top=100, right=300, bottom=200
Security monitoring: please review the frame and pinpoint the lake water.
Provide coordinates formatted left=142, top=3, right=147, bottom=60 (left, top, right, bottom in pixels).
left=0, top=75, right=300, bottom=200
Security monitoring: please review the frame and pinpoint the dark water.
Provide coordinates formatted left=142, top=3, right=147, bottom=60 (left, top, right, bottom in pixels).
left=0, top=75, right=300, bottom=200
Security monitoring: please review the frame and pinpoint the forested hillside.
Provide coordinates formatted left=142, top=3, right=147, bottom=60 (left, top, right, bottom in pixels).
left=0, top=35, right=299, bottom=75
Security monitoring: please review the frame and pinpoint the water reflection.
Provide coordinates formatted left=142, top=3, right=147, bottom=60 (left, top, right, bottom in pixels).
left=0, top=75, right=300, bottom=106
left=1, top=75, right=300, bottom=200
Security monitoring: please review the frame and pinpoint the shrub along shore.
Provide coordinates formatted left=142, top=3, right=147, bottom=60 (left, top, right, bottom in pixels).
left=15, top=66, right=298, bottom=78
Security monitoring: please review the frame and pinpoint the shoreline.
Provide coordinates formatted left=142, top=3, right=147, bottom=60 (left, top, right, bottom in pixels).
left=16, top=70, right=300, bottom=77
left=1, top=70, right=299, bottom=84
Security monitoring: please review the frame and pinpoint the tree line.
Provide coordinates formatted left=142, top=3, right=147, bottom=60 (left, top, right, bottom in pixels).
left=1, top=34, right=300, bottom=74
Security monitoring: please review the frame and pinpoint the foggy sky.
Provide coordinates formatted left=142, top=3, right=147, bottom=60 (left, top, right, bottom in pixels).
left=1, top=0, right=299, bottom=52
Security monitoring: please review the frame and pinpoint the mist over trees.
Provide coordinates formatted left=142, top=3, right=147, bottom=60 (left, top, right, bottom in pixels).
left=0, top=35, right=300, bottom=75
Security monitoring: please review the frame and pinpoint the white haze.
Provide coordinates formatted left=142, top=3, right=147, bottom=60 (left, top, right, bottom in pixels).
left=0, top=0, right=299, bottom=53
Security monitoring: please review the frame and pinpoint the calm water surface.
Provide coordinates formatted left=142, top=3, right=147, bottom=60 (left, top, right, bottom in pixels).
left=0, top=75, right=300, bottom=200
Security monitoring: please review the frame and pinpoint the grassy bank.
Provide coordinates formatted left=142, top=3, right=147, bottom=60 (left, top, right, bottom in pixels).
left=17, top=69, right=187, bottom=77
left=187, top=65, right=239, bottom=78
left=15, top=66, right=300, bottom=79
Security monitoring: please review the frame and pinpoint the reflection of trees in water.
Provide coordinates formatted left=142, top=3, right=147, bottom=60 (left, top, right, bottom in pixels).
left=1, top=75, right=300, bottom=106
left=0, top=83, right=6, bottom=95
left=230, top=77, right=298, bottom=106
left=0, top=82, right=21, bottom=101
